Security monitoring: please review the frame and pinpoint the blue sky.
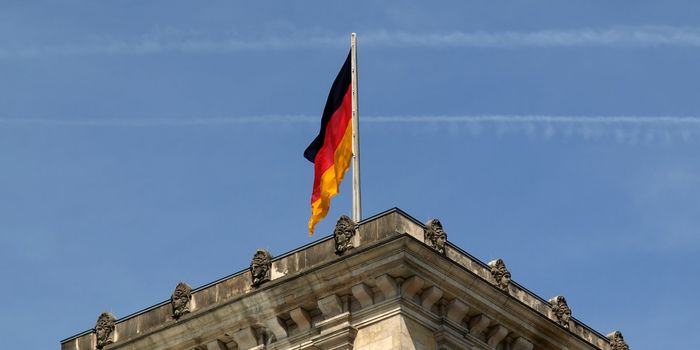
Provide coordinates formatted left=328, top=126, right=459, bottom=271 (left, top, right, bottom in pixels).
left=2, top=1, right=699, bottom=349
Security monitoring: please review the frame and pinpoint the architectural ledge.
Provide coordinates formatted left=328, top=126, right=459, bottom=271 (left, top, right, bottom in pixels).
left=61, top=208, right=618, bottom=350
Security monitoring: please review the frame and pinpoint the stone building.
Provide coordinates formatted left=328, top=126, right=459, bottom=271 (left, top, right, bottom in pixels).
left=61, top=208, right=630, bottom=350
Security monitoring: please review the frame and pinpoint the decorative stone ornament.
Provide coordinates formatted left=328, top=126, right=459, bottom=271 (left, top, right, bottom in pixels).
left=250, top=249, right=272, bottom=288
left=171, top=282, right=192, bottom=320
left=334, top=215, right=358, bottom=255
left=607, top=331, right=630, bottom=350
left=94, top=312, right=116, bottom=349
left=549, top=295, right=572, bottom=328
left=424, top=219, right=447, bottom=254
left=488, top=259, right=511, bottom=292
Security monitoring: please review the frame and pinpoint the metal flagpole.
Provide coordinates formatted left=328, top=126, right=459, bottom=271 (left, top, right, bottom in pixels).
left=350, top=33, right=362, bottom=222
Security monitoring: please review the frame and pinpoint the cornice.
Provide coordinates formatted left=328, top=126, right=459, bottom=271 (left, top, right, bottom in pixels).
left=62, top=209, right=620, bottom=350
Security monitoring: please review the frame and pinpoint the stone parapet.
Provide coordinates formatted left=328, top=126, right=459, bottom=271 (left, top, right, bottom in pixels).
left=61, top=208, right=617, bottom=350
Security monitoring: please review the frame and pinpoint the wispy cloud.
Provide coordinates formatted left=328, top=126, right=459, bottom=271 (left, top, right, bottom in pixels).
left=365, top=115, right=700, bottom=124
left=3, top=114, right=698, bottom=126
left=2, top=115, right=700, bottom=144
left=3, top=26, right=700, bottom=59
left=363, top=26, right=700, bottom=48
left=368, top=115, right=700, bottom=144
left=0, top=115, right=318, bottom=126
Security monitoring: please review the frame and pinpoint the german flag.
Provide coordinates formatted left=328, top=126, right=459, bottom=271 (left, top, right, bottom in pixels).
left=304, top=52, right=353, bottom=235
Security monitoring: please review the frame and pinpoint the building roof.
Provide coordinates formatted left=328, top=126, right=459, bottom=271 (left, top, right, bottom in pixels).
left=61, top=208, right=626, bottom=350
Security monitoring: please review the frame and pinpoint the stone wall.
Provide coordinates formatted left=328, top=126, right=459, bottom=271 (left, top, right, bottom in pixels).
left=61, top=208, right=624, bottom=350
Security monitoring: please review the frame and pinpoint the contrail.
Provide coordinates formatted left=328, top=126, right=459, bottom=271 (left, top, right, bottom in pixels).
left=2, top=115, right=699, bottom=144
left=0, top=115, right=318, bottom=126
left=2, top=115, right=700, bottom=126
left=3, top=26, right=700, bottom=59
left=363, top=115, right=700, bottom=144
left=364, top=115, right=700, bottom=125
left=363, top=26, right=700, bottom=48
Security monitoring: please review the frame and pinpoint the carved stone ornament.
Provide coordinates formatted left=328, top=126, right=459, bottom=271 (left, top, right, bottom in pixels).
left=607, top=331, right=630, bottom=350
left=488, top=259, right=511, bottom=292
left=334, top=215, right=358, bottom=255
left=94, top=312, right=116, bottom=349
left=170, top=282, right=192, bottom=320
left=260, top=326, right=276, bottom=346
left=549, top=295, right=572, bottom=328
left=250, top=249, right=272, bottom=288
left=424, top=219, right=447, bottom=254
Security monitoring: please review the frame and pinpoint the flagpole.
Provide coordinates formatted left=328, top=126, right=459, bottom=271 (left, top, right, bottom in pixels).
left=350, top=33, right=362, bottom=223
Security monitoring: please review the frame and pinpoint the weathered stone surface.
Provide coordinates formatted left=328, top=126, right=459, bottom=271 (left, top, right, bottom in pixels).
left=231, top=327, right=257, bottom=349
left=375, top=274, right=398, bottom=298
left=312, top=312, right=357, bottom=350
left=351, top=283, right=374, bottom=308
left=334, top=215, right=358, bottom=255
left=512, top=336, right=534, bottom=350
left=607, top=331, right=630, bottom=350
left=445, top=299, right=469, bottom=324
left=487, top=325, right=509, bottom=347
left=400, top=275, right=425, bottom=299
left=250, top=249, right=272, bottom=288
left=61, top=208, right=615, bottom=350
left=318, top=294, right=344, bottom=318
left=290, top=307, right=312, bottom=331
left=468, top=314, right=492, bottom=336
left=424, top=219, right=447, bottom=254
left=171, top=282, right=192, bottom=320
left=263, top=316, right=288, bottom=341
left=435, top=328, right=473, bottom=350
left=206, top=339, right=228, bottom=350
left=420, top=285, right=443, bottom=310
left=550, top=295, right=572, bottom=329
left=354, top=314, right=436, bottom=350
left=94, top=312, right=116, bottom=350
left=488, top=258, right=511, bottom=293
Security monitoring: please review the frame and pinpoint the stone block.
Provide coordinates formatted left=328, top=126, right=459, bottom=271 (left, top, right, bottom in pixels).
left=231, top=327, right=257, bottom=349
left=420, top=285, right=443, bottom=310
left=401, top=276, right=425, bottom=299
left=351, top=283, right=374, bottom=308
left=318, top=294, right=344, bottom=318
left=376, top=274, right=399, bottom=298
left=512, top=337, right=534, bottom=350
left=264, top=316, right=288, bottom=340
left=206, top=339, right=228, bottom=350
left=446, top=299, right=469, bottom=324
left=468, top=314, right=491, bottom=336
left=487, top=325, right=508, bottom=347
left=290, top=307, right=312, bottom=331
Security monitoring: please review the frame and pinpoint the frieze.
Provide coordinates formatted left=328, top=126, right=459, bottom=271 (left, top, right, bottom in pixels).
left=334, top=215, right=358, bottom=255
left=424, top=219, right=447, bottom=254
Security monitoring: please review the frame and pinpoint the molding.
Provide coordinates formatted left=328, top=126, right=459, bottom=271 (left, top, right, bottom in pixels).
left=63, top=212, right=613, bottom=350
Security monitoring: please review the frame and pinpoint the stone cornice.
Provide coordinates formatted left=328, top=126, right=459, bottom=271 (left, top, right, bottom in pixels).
left=61, top=208, right=616, bottom=350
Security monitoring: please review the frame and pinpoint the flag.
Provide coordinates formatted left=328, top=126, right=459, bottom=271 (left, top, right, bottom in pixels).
left=304, top=52, right=353, bottom=235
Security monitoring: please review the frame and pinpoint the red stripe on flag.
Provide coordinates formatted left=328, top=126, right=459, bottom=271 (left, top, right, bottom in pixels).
left=310, top=85, right=353, bottom=203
